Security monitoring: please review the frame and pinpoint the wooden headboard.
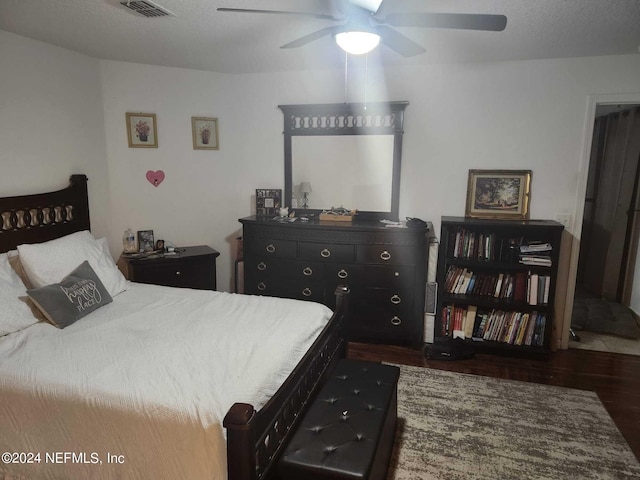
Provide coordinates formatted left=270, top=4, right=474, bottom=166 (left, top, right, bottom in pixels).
left=0, top=175, right=90, bottom=253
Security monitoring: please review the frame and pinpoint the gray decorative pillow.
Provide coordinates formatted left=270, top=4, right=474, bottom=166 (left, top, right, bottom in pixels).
left=26, top=261, right=113, bottom=329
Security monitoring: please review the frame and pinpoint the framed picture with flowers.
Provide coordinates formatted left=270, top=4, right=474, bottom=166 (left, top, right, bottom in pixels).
left=126, top=113, right=158, bottom=148
left=192, top=117, right=219, bottom=150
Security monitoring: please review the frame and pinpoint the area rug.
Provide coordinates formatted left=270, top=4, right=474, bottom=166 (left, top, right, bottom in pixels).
left=387, top=365, right=640, bottom=480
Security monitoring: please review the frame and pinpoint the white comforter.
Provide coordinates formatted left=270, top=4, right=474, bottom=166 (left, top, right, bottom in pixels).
left=0, top=282, right=333, bottom=480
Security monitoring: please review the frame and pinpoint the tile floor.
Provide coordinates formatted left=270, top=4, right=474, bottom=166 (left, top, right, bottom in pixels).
left=569, top=330, right=640, bottom=356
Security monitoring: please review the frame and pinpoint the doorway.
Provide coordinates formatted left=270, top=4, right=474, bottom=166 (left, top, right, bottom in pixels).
left=568, top=100, right=640, bottom=355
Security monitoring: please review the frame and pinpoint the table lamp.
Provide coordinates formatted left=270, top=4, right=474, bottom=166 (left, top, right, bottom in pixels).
left=300, top=182, right=312, bottom=209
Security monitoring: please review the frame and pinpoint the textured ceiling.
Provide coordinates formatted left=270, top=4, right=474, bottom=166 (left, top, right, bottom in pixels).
left=0, top=0, right=639, bottom=74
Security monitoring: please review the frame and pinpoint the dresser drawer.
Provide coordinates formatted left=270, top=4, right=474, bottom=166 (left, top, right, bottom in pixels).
left=358, top=287, right=414, bottom=314
left=298, top=242, right=355, bottom=262
left=324, top=264, right=361, bottom=283
left=247, top=278, right=324, bottom=302
left=132, top=261, right=213, bottom=290
left=361, top=265, right=415, bottom=288
left=248, top=238, right=297, bottom=258
left=357, top=245, right=417, bottom=265
left=324, top=265, right=360, bottom=310
left=248, top=258, right=324, bottom=281
left=351, top=307, right=412, bottom=343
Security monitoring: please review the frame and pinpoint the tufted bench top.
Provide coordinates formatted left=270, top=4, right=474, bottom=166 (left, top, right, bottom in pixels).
left=278, top=359, right=400, bottom=480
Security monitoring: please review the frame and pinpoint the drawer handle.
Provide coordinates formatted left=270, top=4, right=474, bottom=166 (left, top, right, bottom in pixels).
left=303, top=266, right=313, bottom=276
left=257, top=282, right=266, bottom=291
left=380, top=250, right=391, bottom=261
left=320, top=248, right=331, bottom=258
left=175, top=271, right=181, bottom=276
left=337, top=269, right=348, bottom=279
left=390, top=316, right=402, bottom=326
left=265, top=244, right=276, bottom=253
left=390, top=294, right=401, bottom=304
left=257, top=262, right=267, bottom=271
left=302, top=287, right=312, bottom=297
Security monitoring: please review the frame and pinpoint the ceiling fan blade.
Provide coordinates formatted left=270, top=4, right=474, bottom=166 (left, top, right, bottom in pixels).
left=382, top=12, right=507, bottom=32
left=376, top=25, right=425, bottom=57
left=349, top=0, right=384, bottom=13
left=281, top=26, right=339, bottom=49
left=217, top=7, right=340, bottom=22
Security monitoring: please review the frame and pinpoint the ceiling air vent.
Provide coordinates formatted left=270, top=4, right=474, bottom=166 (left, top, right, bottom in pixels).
left=119, top=1, right=175, bottom=18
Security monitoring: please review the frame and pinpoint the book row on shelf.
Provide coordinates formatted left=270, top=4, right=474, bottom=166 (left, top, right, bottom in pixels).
left=449, top=228, right=554, bottom=265
left=441, top=304, right=547, bottom=347
left=444, top=265, right=552, bottom=305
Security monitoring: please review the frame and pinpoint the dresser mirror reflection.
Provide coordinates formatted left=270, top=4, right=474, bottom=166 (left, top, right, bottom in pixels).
left=280, top=101, right=408, bottom=221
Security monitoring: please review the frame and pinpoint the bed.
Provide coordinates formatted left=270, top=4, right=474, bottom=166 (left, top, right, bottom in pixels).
left=0, top=175, right=349, bottom=480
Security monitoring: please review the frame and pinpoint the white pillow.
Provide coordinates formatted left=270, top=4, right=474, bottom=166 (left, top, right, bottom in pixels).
left=0, top=253, right=39, bottom=336
left=17, top=230, right=127, bottom=297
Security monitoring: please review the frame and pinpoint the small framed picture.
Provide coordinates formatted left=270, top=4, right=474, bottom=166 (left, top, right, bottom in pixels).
left=137, top=230, right=155, bottom=252
left=465, top=169, right=531, bottom=219
left=192, top=117, right=219, bottom=150
left=256, top=189, right=282, bottom=217
left=126, top=113, right=158, bottom=148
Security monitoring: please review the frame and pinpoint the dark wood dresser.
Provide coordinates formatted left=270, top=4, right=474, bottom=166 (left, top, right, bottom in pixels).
left=121, top=245, right=219, bottom=290
left=240, top=216, right=428, bottom=347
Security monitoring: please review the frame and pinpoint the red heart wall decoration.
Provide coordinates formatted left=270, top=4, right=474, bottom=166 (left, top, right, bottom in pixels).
left=146, top=170, right=165, bottom=187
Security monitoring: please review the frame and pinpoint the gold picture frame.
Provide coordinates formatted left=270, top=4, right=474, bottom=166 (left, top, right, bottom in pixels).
left=465, top=169, right=531, bottom=219
left=192, top=117, right=219, bottom=150
left=126, top=113, right=157, bottom=148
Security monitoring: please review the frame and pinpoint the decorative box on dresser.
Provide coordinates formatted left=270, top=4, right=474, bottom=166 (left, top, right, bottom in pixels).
left=436, top=216, right=563, bottom=358
left=121, top=245, right=219, bottom=290
left=240, top=216, right=429, bottom=348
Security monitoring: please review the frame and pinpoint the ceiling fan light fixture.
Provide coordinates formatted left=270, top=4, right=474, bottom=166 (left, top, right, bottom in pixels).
left=335, top=31, right=380, bottom=55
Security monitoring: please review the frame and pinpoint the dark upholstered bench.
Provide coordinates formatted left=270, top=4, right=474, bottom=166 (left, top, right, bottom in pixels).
left=278, top=359, right=400, bottom=480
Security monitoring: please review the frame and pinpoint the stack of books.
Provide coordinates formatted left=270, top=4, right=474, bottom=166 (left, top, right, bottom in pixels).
left=519, top=241, right=552, bottom=267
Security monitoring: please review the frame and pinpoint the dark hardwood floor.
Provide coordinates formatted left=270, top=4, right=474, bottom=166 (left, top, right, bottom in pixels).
left=348, top=342, right=640, bottom=462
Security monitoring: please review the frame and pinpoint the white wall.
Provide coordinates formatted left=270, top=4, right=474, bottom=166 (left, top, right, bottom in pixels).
left=99, top=63, right=366, bottom=290
left=0, top=31, right=110, bottom=238
left=99, top=61, right=272, bottom=291
left=4, top=28, right=640, bottom=320
left=100, top=54, right=640, bottom=296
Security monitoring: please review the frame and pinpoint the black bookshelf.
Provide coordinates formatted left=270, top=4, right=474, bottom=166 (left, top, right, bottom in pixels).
left=436, top=216, right=564, bottom=358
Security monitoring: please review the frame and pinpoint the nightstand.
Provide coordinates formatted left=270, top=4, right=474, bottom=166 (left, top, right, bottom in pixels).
left=121, top=245, right=219, bottom=290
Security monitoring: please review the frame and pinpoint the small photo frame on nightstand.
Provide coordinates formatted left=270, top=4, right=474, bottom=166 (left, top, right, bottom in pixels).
left=256, top=189, right=282, bottom=217
left=137, top=230, right=155, bottom=252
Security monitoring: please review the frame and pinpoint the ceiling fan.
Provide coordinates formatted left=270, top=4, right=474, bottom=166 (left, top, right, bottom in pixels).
left=217, top=0, right=507, bottom=57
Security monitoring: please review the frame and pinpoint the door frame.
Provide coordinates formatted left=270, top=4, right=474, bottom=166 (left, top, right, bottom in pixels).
left=561, top=92, right=640, bottom=349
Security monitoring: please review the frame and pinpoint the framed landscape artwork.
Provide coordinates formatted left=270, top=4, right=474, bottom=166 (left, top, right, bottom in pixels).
left=126, top=113, right=157, bottom=148
left=465, top=169, right=531, bottom=219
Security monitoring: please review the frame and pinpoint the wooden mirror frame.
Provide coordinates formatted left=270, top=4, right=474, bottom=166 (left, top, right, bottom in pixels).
left=279, top=101, right=408, bottom=221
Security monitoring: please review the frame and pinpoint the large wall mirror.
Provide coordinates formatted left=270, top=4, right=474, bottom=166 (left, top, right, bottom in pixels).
left=279, top=101, right=408, bottom=221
